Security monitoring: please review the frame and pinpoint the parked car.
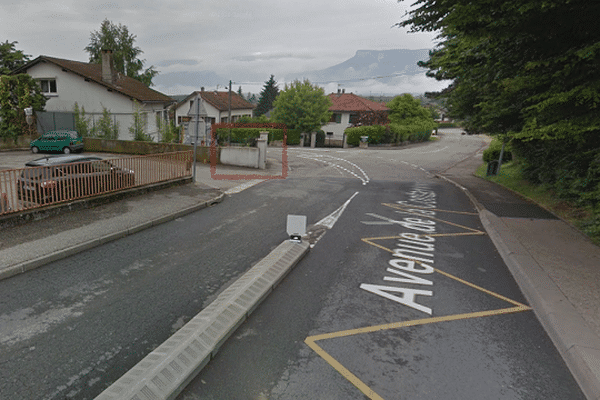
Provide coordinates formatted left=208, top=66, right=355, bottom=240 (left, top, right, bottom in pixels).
left=17, top=155, right=135, bottom=204
left=30, top=130, right=84, bottom=154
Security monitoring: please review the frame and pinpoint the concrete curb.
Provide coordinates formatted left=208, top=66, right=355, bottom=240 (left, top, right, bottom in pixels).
left=95, top=239, right=310, bottom=400
left=480, top=210, right=600, bottom=400
left=438, top=173, right=600, bottom=400
left=0, top=193, right=225, bottom=282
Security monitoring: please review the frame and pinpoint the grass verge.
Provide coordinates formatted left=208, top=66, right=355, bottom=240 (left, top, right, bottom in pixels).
left=475, top=160, right=600, bottom=245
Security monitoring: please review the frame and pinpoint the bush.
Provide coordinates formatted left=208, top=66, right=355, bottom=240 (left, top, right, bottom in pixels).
left=408, top=131, right=432, bottom=142
left=345, top=125, right=386, bottom=145
left=315, top=130, right=326, bottom=147
left=345, top=124, right=433, bottom=146
left=214, top=128, right=301, bottom=146
left=511, top=136, right=600, bottom=206
left=389, top=124, right=411, bottom=142
left=483, top=138, right=512, bottom=163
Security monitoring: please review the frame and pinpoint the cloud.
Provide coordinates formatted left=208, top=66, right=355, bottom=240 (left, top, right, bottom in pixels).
left=1, top=0, right=441, bottom=95
left=232, top=52, right=316, bottom=62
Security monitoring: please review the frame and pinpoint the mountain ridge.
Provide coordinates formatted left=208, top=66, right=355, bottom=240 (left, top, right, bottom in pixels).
left=291, top=49, right=431, bottom=83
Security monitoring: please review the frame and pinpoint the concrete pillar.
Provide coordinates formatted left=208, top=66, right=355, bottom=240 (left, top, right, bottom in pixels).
left=359, top=136, right=368, bottom=149
left=310, top=132, right=316, bottom=148
left=300, top=133, right=305, bottom=147
left=257, top=131, right=268, bottom=169
left=343, top=133, right=348, bottom=149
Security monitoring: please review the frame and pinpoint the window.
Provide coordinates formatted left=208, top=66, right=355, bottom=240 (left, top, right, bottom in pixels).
left=39, top=79, right=57, bottom=95
left=349, top=113, right=358, bottom=124
left=330, top=113, right=342, bottom=124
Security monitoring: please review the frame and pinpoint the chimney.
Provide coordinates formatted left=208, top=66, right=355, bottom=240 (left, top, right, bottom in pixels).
left=337, top=89, right=341, bottom=94
left=101, top=49, right=115, bottom=84
left=201, top=87, right=205, bottom=92
left=342, top=89, right=345, bottom=94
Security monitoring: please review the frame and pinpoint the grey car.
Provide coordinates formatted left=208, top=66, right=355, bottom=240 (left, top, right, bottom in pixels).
left=18, top=155, right=135, bottom=204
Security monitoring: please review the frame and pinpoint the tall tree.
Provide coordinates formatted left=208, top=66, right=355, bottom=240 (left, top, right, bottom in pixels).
left=254, top=75, right=279, bottom=117
left=0, top=74, right=46, bottom=139
left=387, top=94, right=432, bottom=125
left=0, top=41, right=30, bottom=75
left=237, top=86, right=244, bottom=100
left=397, top=0, right=600, bottom=222
left=271, top=79, right=332, bottom=134
left=397, top=0, right=600, bottom=142
left=85, top=19, right=158, bottom=86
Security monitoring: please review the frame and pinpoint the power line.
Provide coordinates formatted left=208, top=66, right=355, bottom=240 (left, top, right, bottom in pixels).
left=231, top=72, right=418, bottom=86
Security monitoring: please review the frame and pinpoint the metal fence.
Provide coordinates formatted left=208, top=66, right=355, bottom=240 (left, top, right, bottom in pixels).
left=0, top=151, right=193, bottom=216
left=35, top=111, right=161, bottom=141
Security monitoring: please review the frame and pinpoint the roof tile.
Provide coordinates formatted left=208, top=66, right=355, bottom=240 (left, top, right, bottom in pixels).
left=15, top=56, right=174, bottom=104
left=328, top=93, right=389, bottom=112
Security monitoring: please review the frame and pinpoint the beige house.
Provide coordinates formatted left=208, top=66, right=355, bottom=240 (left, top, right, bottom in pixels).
left=322, top=91, right=390, bottom=140
left=13, top=51, right=174, bottom=140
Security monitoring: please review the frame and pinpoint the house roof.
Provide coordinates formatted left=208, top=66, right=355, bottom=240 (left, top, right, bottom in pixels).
left=328, top=93, right=389, bottom=112
left=178, top=91, right=255, bottom=112
left=13, top=56, right=174, bottom=104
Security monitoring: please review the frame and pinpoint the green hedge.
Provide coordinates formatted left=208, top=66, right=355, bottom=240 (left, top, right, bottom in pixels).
left=437, top=122, right=458, bottom=128
left=482, top=138, right=512, bottom=163
left=214, top=128, right=301, bottom=145
left=345, top=124, right=432, bottom=146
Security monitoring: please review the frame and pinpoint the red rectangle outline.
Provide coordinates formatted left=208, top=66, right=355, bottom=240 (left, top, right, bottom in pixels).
left=209, top=123, right=288, bottom=180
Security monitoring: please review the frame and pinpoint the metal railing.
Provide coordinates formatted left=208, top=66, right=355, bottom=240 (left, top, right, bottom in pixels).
left=0, top=151, right=193, bottom=216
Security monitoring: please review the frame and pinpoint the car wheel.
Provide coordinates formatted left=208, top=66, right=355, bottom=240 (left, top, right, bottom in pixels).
left=63, top=147, right=71, bottom=154
left=31, top=146, right=39, bottom=154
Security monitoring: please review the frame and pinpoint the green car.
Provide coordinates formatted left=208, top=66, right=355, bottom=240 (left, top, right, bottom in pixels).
left=30, top=130, right=84, bottom=154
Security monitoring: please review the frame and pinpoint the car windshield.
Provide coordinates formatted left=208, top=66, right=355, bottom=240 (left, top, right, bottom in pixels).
left=20, top=167, right=62, bottom=180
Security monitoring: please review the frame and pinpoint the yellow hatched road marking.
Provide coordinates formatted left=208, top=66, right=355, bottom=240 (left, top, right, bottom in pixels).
left=305, top=338, right=386, bottom=400
left=382, top=202, right=479, bottom=216
left=381, top=203, right=485, bottom=235
left=305, top=306, right=530, bottom=400
left=304, top=205, right=531, bottom=399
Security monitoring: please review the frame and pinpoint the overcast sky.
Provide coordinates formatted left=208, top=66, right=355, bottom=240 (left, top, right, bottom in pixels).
left=1, top=0, right=447, bottom=96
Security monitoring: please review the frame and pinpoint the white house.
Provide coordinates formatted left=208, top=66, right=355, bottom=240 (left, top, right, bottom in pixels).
left=174, top=89, right=255, bottom=126
left=174, top=89, right=255, bottom=144
left=322, top=90, right=390, bottom=140
left=13, top=50, right=175, bottom=140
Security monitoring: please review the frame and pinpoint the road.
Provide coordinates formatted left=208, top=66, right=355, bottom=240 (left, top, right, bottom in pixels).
left=0, top=130, right=585, bottom=399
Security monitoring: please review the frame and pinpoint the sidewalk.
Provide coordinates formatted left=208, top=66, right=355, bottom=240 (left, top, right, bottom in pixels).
left=441, top=151, right=600, bottom=400
left=0, top=159, right=283, bottom=281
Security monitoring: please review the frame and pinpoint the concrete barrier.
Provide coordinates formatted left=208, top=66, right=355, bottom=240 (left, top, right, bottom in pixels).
left=83, top=138, right=218, bottom=164
left=220, top=146, right=260, bottom=169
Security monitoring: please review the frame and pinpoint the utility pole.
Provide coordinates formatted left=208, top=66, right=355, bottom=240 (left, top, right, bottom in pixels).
left=228, top=80, right=232, bottom=145
left=192, top=93, right=200, bottom=182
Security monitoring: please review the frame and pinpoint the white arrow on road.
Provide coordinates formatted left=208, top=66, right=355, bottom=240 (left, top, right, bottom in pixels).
left=308, top=191, right=359, bottom=248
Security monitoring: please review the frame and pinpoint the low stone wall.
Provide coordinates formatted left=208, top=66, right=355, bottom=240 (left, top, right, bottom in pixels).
left=220, top=146, right=260, bottom=169
left=83, top=138, right=219, bottom=163
left=0, top=135, right=38, bottom=151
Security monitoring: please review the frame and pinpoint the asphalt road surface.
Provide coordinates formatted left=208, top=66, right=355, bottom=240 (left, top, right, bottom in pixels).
left=178, top=178, right=583, bottom=399
left=0, top=130, right=585, bottom=399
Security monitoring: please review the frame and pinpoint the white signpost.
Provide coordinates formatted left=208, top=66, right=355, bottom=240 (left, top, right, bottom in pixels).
left=287, top=215, right=307, bottom=243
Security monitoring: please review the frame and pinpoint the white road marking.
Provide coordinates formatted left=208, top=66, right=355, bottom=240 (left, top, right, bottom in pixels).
left=224, top=179, right=265, bottom=195
left=297, top=152, right=370, bottom=185
left=316, top=191, right=359, bottom=229
left=309, top=191, right=360, bottom=248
